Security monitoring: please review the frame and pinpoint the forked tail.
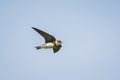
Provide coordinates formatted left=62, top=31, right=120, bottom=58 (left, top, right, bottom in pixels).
left=35, top=46, right=41, bottom=50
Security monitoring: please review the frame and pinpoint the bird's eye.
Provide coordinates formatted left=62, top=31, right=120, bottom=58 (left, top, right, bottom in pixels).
left=58, top=41, right=60, bottom=42
left=58, top=41, right=62, bottom=43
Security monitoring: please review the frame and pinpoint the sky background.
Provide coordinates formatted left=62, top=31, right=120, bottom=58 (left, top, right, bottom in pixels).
left=0, top=0, right=120, bottom=80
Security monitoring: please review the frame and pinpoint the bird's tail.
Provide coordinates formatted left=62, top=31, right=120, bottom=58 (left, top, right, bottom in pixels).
left=35, top=46, right=41, bottom=50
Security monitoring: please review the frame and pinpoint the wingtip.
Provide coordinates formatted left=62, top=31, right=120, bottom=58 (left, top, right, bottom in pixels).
left=32, top=27, right=38, bottom=31
left=32, top=27, right=35, bottom=29
left=53, top=52, right=57, bottom=53
left=53, top=50, right=58, bottom=53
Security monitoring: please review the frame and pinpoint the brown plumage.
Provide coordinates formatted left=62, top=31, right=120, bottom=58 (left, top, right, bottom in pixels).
left=32, top=27, right=62, bottom=53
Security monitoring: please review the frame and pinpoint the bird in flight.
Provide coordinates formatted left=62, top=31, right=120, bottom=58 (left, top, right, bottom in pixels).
left=32, top=27, right=62, bottom=53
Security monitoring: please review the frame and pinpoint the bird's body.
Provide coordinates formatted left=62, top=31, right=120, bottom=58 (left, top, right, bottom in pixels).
left=32, top=27, right=62, bottom=53
left=36, top=42, right=54, bottom=49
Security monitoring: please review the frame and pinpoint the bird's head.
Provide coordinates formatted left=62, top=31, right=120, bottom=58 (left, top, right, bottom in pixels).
left=55, top=40, right=62, bottom=45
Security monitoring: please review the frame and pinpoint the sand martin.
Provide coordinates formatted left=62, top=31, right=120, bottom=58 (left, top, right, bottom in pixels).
left=32, top=27, right=62, bottom=53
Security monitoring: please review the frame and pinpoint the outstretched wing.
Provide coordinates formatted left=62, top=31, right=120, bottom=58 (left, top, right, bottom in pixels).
left=53, top=45, right=62, bottom=53
left=32, top=27, right=56, bottom=43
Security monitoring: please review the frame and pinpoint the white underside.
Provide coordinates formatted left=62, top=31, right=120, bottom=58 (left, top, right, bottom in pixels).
left=40, top=43, right=54, bottom=48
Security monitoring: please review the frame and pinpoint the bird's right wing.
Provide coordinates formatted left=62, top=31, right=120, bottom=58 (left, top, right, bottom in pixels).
left=53, top=45, right=62, bottom=53
left=32, top=27, right=56, bottom=43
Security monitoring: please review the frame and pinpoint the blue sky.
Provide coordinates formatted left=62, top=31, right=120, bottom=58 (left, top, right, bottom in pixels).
left=0, top=0, right=120, bottom=80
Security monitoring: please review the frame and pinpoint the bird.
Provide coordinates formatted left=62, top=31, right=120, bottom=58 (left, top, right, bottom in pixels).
left=32, top=27, right=62, bottom=53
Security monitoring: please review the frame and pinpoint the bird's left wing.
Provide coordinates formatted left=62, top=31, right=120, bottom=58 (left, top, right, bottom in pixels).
left=32, top=27, right=56, bottom=43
